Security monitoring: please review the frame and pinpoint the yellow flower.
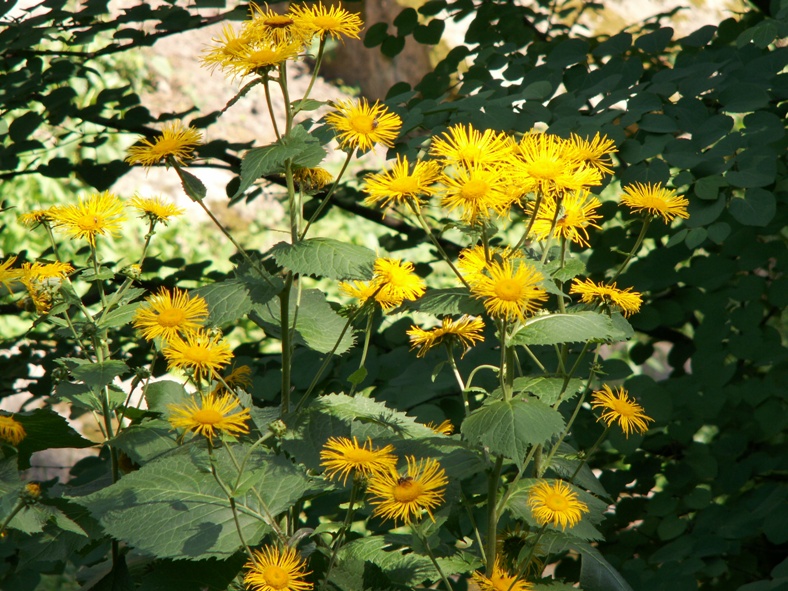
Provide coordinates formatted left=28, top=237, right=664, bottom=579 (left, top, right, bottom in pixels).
left=224, top=364, right=254, bottom=390
left=471, top=559, right=534, bottom=591
left=162, top=330, right=234, bottom=381
left=132, top=288, right=209, bottom=343
left=367, top=456, right=448, bottom=525
left=23, top=482, right=41, bottom=500
left=19, top=261, right=74, bottom=314
left=621, top=182, right=689, bottom=223
left=569, top=278, right=642, bottom=317
left=440, top=165, right=514, bottom=224
left=527, top=190, right=602, bottom=247
left=225, top=39, right=303, bottom=78
left=49, top=191, right=126, bottom=246
left=457, top=245, right=515, bottom=283
left=319, top=436, right=398, bottom=484
left=469, top=260, right=547, bottom=322
left=325, top=98, right=402, bottom=152
left=513, top=132, right=601, bottom=197
left=527, top=480, right=589, bottom=530
left=407, top=315, right=485, bottom=358
left=125, top=120, right=202, bottom=169
left=246, top=3, right=314, bottom=46
left=18, top=209, right=54, bottom=227
left=372, top=257, right=426, bottom=307
left=429, top=123, right=514, bottom=169
left=130, top=195, right=185, bottom=224
left=244, top=545, right=312, bottom=591
left=168, top=392, right=251, bottom=441
left=0, top=256, right=23, bottom=294
left=201, top=23, right=253, bottom=73
left=290, top=2, right=363, bottom=41
left=0, top=414, right=26, bottom=446
left=591, top=385, right=654, bottom=437
left=339, top=279, right=381, bottom=306
left=426, top=419, right=454, bottom=436
left=566, top=132, right=617, bottom=175
left=293, top=167, right=333, bottom=192
left=363, top=155, right=441, bottom=211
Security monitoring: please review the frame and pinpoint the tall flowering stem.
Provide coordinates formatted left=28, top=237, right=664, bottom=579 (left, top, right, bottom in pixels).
left=300, top=150, right=354, bottom=240
left=612, top=216, right=651, bottom=280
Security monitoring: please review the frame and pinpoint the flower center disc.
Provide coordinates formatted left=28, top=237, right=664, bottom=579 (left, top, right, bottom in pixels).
left=265, top=16, right=293, bottom=27
left=77, top=215, right=102, bottom=231
left=313, top=15, right=341, bottom=29
left=157, top=308, right=186, bottom=327
left=344, top=448, right=376, bottom=464
left=493, top=278, right=522, bottom=301
left=393, top=479, right=423, bottom=503
left=389, top=176, right=419, bottom=194
left=350, top=114, right=375, bottom=134
left=460, top=179, right=489, bottom=202
left=544, top=493, right=569, bottom=511
left=262, top=565, right=290, bottom=589
left=193, top=408, right=223, bottom=425
left=528, top=159, right=562, bottom=180
left=184, top=345, right=212, bottom=363
left=250, top=49, right=277, bottom=66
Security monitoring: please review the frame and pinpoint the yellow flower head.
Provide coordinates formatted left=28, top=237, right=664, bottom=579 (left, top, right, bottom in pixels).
left=457, top=245, right=515, bottom=284
left=0, top=256, right=23, bottom=294
left=133, top=287, right=209, bottom=343
left=246, top=3, right=314, bottom=46
left=162, top=330, right=234, bottom=381
left=339, top=279, right=381, bottom=306
left=201, top=23, right=254, bottom=73
left=125, top=120, right=202, bottom=169
left=440, top=164, right=514, bottom=224
left=527, top=480, right=589, bottom=530
left=0, top=414, right=26, bottom=446
left=430, top=123, right=514, bottom=169
left=363, top=155, right=441, bottom=212
left=290, top=2, right=363, bottom=41
left=224, top=39, right=303, bottom=78
left=130, top=195, right=185, bottom=224
left=426, top=419, right=454, bottom=436
left=367, top=456, right=448, bottom=525
left=325, top=98, right=402, bottom=152
left=19, top=261, right=74, bottom=314
left=223, top=364, right=254, bottom=390
left=471, top=558, right=534, bottom=591
left=513, top=132, right=602, bottom=197
left=407, top=315, right=485, bottom=358
left=319, top=436, right=398, bottom=485
left=620, top=182, right=689, bottom=223
left=527, top=190, right=602, bottom=247
left=469, top=260, right=547, bottom=322
left=49, top=191, right=126, bottom=246
left=293, top=167, right=333, bottom=192
left=570, top=278, right=642, bottom=317
left=244, top=545, right=312, bottom=591
left=18, top=209, right=54, bottom=228
left=372, top=257, right=426, bottom=307
left=23, top=482, right=41, bottom=500
left=168, top=392, right=251, bottom=441
left=566, top=132, right=617, bottom=175
left=591, top=385, right=654, bottom=437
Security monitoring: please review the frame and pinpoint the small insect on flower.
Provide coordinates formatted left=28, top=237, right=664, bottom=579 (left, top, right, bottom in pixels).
left=367, top=456, right=448, bottom=525
left=591, top=384, right=654, bottom=437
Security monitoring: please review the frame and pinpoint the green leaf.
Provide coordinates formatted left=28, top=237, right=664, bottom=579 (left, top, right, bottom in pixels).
left=112, top=420, right=180, bottom=465
left=413, top=19, right=444, bottom=45
left=513, top=376, right=584, bottom=405
left=461, top=398, right=565, bottom=464
left=291, top=98, right=325, bottom=113
left=512, top=312, right=629, bottom=346
left=312, top=393, right=434, bottom=439
left=193, top=271, right=283, bottom=328
left=15, top=408, right=93, bottom=470
left=144, top=380, right=190, bottom=414
left=176, top=168, right=207, bottom=202
left=694, top=176, right=727, bottom=201
left=364, top=22, right=388, bottom=47
left=233, top=126, right=326, bottom=198
left=575, top=541, right=635, bottom=591
left=546, top=258, right=586, bottom=282
left=269, top=238, right=375, bottom=281
left=138, top=555, right=245, bottom=591
left=97, top=302, right=141, bottom=329
left=250, top=289, right=355, bottom=354
left=729, top=188, right=776, bottom=227
left=69, top=446, right=310, bottom=560
left=403, top=287, right=484, bottom=316
left=71, top=360, right=128, bottom=388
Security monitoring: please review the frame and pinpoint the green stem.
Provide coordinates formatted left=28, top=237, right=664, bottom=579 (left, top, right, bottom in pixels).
left=612, top=216, right=651, bottom=281
left=570, top=426, right=610, bottom=481
left=0, top=500, right=25, bottom=535
left=494, top=444, right=540, bottom=516
left=279, top=61, right=293, bottom=133
left=539, top=199, right=562, bottom=265
left=464, top=364, right=500, bottom=391
left=513, top=191, right=544, bottom=252
left=299, top=150, right=354, bottom=240
left=89, top=242, right=107, bottom=308
left=348, top=310, right=375, bottom=396
left=322, top=479, right=361, bottom=590
left=410, top=200, right=470, bottom=288
left=417, top=528, right=454, bottom=591
left=486, top=455, right=504, bottom=574
left=507, top=524, right=549, bottom=591
left=263, top=74, right=281, bottom=141
left=499, top=319, right=510, bottom=401
left=279, top=273, right=294, bottom=416
left=444, top=343, right=470, bottom=416
left=296, top=37, right=326, bottom=113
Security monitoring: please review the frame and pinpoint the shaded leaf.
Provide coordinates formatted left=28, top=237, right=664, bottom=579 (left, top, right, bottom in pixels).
left=270, top=238, right=375, bottom=281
